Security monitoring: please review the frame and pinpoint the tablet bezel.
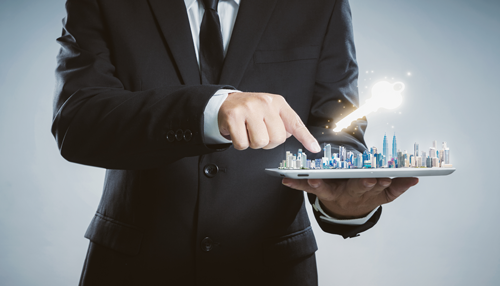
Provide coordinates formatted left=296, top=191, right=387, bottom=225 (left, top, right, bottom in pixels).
left=265, top=167, right=456, bottom=179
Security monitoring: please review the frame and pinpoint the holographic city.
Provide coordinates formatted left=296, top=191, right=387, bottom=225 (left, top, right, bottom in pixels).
left=278, top=134, right=453, bottom=170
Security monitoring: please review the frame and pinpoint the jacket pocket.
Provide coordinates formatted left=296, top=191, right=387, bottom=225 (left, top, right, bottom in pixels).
left=262, top=226, right=318, bottom=265
left=84, top=213, right=143, bottom=256
left=254, top=46, right=320, bottom=64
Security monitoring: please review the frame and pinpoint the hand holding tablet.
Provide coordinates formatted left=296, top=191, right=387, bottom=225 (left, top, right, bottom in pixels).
left=282, top=176, right=419, bottom=220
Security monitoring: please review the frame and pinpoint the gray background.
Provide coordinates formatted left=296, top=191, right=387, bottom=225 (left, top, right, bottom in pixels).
left=0, top=0, right=498, bottom=285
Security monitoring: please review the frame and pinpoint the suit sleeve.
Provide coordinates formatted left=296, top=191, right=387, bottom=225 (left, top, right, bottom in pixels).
left=306, top=0, right=379, bottom=238
left=52, top=0, right=231, bottom=170
left=307, top=193, right=382, bottom=238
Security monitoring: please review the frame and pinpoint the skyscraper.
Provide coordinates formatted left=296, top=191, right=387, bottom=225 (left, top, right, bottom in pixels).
left=392, top=133, right=397, bottom=160
left=443, top=142, right=450, bottom=164
left=429, top=147, right=437, bottom=158
left=324, top=144, right=331, bottom=160
left=383, top=133, right=388, bottom=166
left=279, top=136, right=452, bottom=170
left=339, top=145, right=346, bottom=162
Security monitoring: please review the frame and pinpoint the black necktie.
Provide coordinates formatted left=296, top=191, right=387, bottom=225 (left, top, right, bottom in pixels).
left=199, top=0, right=224, bottom=84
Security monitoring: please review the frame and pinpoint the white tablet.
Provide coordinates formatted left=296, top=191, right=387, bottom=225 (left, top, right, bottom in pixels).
left=265, top=167, right=456, bottom=179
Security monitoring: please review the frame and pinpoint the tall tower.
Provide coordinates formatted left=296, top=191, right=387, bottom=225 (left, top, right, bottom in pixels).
left=324, top=144, right=331, bottom=159
left=339, top=146, right=346, bottom=162
left=414, top=142, right=419, bottom=157
left=392, top=133, right=397, bottom=160
left=383, top=133, right=388, bottom=166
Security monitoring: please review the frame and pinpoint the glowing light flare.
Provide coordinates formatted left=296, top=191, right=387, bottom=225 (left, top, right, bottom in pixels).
left=332, top=81, right=405, bottom=132
left=370, top=81, right=404, bottom=110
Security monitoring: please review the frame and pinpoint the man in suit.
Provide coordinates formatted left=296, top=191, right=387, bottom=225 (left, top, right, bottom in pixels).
left=52, top=0, right=418, bottom=285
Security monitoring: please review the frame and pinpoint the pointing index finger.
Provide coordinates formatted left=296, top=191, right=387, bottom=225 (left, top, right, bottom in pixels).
left=280, top=105, right=321, bottom=153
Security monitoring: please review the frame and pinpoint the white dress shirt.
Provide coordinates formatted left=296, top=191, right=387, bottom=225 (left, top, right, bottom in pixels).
left=184, top=0, right=377, bottom=226
left=185, top=0, right=240, bottom=145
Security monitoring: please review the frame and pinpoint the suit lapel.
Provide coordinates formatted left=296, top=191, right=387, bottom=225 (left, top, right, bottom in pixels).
left=219, top=0, right=278, bottom=87
left=148, top=0, right=201, bottom=85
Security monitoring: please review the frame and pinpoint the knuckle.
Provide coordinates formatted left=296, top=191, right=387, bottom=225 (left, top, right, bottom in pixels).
left=242, top=99, right=255, bottom=110
left=258, top=93, right=283, bottom=108
left=250, top=138, right=269, bottom=149
left=269, top=134, right=286, bottom=146
left=280, top=132, right=287, bottom=143
left=278, top=130, right=288, bottom=143
left=260, top=93, right=274, bottom=104
left=270, top=139, right=285, bottom=148
left=273, top=93, right=285, bottom=103
left=233, top=142, right=249, bottom=151
left=288, top=112, right=304, bottom=127
left=291, top=121, right=305, bottom=133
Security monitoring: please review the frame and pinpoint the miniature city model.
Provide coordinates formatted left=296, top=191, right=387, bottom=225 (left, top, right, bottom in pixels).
left=278, top=134, right=453, bottom=170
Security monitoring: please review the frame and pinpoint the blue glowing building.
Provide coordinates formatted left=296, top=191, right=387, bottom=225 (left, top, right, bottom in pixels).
left=383, top=133, right=388, bottom=166
left=278, top=135, right=452, bottom=170
left=392, top=133, right=397, bottom=160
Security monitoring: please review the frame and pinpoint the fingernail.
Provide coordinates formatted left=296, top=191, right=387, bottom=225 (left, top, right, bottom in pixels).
left=310, top=141, right=321, bottom=153
left=364, top=180, right=376, bottom=187
left=310, top=183, right=320, bottom=188
left=380, top=180, right=391, bottom=187
left=282, top=179, right=291, bottom=187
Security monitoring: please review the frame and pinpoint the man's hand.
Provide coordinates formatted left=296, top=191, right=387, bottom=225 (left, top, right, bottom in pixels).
left=218, top=92, right=322, bottom=153
left=282, top=177, right=419, bottom=219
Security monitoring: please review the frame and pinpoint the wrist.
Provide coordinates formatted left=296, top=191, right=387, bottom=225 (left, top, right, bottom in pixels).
left=204, top=89, right=242, bottom=144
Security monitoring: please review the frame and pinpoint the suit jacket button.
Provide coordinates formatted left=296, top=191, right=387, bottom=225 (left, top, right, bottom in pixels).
left=203, top=164, right=218, bottom=178
left=201, top=237, right=213, bottom=252
left=175, top=129, right=183, bottom=141
left=183, top=129, right=193, bottom=141
left=166, top=130, right=175, bottom=142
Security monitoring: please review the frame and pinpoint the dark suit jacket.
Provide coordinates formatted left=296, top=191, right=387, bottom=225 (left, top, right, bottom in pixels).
left=52, top=0, right=381, bottom=285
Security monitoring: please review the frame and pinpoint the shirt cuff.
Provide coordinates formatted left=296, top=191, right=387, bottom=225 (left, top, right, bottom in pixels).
left=314, top=197, right=380, bottom=226
left=203, top=89, right=240, bottom=144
